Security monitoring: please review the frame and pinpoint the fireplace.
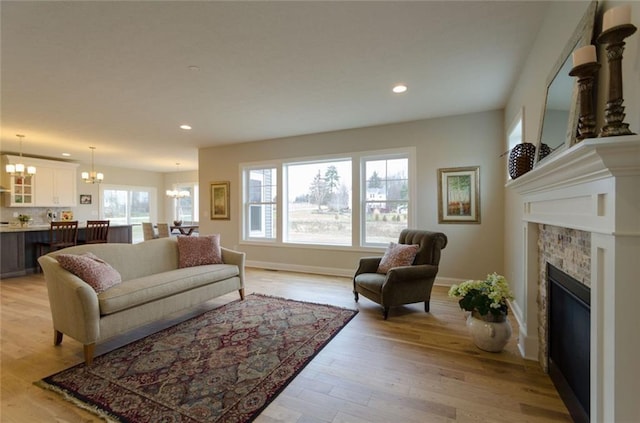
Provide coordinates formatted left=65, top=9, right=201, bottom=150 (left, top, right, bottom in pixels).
left=507, top=135, right=640, bottom=421
left=547, top=263, right=590, bottom=423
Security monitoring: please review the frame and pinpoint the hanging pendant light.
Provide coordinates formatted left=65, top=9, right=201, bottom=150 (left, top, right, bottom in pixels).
left=5, top=134, right=36, bottom=175
left=166, top=163, right=190, bottom=198
left=81, top=146, right=104, bottom=184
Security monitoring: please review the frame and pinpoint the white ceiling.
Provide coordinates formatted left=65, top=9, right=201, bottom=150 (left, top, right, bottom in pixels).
left=1, top=1, right=550, bottom=173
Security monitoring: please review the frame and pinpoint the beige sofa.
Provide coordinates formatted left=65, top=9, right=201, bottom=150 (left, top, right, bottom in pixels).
left=38, top=237, right=245, bottom=365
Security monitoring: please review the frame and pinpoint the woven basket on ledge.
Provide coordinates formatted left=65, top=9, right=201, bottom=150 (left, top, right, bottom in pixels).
left=508, top=143, right=536, bottom=179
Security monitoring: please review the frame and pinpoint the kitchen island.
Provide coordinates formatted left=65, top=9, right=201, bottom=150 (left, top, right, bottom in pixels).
left=0, top=223, right=132, bottom=278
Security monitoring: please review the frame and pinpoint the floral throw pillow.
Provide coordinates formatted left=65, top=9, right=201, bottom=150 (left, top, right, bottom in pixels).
left=376, top=242, right=420, bottom=274
left=56, top=252, right=122, bottom=293
left=177, top=234, right=223, bottom=268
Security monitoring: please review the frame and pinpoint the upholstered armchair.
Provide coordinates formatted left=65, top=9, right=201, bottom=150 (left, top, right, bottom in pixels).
left=353, top=229, right=448, bottom=319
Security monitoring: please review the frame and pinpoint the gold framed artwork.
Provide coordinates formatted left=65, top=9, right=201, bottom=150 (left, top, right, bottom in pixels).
left=437, top=166, right=480, bottom=224
left=210, top=181, right=230, bottom=220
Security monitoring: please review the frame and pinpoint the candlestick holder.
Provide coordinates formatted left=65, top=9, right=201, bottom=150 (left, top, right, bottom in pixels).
left=597, top=23, right=637, bottom=137
left=569, top=62, right=600, bottom=141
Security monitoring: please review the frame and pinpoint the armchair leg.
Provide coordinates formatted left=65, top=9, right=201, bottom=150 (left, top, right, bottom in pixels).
left=424, top=301, right=430, bottom=313
left=383, top=307, right=389, bottom=320
left=54, top=330, right=63, bottom=346
left=353, top=291, right=359, bottom=302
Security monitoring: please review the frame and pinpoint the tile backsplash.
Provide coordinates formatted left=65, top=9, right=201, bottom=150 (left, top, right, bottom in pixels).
left=0, top=206, right=74, bottom=225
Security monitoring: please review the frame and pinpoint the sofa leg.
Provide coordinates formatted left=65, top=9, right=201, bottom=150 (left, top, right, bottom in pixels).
left=84, top=343, right=95, bottom=366
left=383, top=307, right=389, bottom=320
left=53, top=330, right=63, bottom=346
left=239, top=288, right=245, bottom=300
left=424, top=301, right=430, bottom=313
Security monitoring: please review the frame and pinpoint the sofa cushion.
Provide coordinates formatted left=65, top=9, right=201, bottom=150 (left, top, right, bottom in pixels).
left=56, top=252, right=122, bottom=293
left=98, top=264, right=239, bottom=315
left=377, top=242, right=419, bottom=274
left=177, top=234, right=222, bottom=268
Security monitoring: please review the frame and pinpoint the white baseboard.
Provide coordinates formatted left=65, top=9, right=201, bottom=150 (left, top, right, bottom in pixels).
left=508, top=299, right=539, bottom=361
left=246, top=260, right=463, bottom=287
left=433, top=276, right=464, bottom=287
left=246, top=260, right=354, bottom=278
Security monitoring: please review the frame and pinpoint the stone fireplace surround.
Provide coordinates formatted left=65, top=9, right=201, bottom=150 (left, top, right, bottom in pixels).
left=537, top=224, right=591, bottom=372
left=508, top=135, right=640, bottom=423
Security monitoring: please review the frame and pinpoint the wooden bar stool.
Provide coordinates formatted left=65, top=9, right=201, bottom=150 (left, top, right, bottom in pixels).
left=36, top=221, right=79, bottom=271
left=85, top=220, right=110, bottom=244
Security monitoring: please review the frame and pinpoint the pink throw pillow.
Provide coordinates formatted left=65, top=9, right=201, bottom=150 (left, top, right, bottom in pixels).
left=56, top=252, right=122, bottom=293
left=177, top=234, right=223, bottom=268
left=376, top=242, right=420, bottom=274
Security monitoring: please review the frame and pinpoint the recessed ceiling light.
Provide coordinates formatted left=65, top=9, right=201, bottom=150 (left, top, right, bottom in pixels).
left=180, top=124, right=192, bottom=130
left=392, top=84, right=408, bottom=94
left=61, top=152, right=71, bottom=157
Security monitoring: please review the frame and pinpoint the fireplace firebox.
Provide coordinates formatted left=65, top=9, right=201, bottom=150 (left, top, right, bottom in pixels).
left=547, top=263, right=590, bottom=423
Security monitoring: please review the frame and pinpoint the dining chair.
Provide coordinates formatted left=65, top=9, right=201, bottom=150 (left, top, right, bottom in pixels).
left=85, top=220, right=110, bottom=244
left=142, top=222, right=157, bottom=241
left=37, top=221, right=79, bottom=271
left=157, top=223, right=170, bottom=238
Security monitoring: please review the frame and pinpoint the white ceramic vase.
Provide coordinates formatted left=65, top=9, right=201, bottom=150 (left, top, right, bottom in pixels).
left=466, top=311, right=512, bottom=352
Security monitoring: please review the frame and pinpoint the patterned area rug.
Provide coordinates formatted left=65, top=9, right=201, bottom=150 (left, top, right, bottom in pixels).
left=37, top=294, right=358, bottom=423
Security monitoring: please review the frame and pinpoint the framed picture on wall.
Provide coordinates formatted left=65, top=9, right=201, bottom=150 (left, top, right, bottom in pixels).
left=210, top=181, right=230, bottom=220
left=437, top=166, right=480, bottom=224
left=79, top=194, right=92, bottom=205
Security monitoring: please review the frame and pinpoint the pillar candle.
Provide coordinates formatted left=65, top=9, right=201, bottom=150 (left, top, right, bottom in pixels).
left=572, top=45, right=597, bottom=67
left=603, top=4, right=631, bottom=32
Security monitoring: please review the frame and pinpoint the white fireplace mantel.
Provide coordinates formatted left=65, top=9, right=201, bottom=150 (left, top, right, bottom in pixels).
left=507, top=135, right=640, bottom=423
left=508, top=135, right=640, bottom=195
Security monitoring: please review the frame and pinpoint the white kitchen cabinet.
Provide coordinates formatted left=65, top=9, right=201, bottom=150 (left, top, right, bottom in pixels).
left=7, top=174, right=35, bottom=206
left=34, top=165, right=77, bottom=206
left=2, top=155, right=78, bottom=207
left=2, top=155, right=35, bottom=206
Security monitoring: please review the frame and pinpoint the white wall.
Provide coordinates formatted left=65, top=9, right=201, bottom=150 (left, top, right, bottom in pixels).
left=198, top=110, right=505, bottom=281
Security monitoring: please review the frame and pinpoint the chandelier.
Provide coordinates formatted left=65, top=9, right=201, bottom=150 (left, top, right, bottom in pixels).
left=5, top=134, right=36, bottom=176
left=81, top=146, right=104, bottom=184
left=166, top=163, right=190, bottom=198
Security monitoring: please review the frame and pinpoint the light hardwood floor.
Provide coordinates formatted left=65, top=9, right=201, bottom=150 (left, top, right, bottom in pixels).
left=1, top=269, right=571, bottom=422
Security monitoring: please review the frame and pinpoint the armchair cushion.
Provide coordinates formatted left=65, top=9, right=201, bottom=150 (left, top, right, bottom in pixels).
left=377, top=242, right=419, bottom=274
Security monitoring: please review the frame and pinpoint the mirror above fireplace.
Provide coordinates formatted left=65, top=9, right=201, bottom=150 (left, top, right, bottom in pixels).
left=536, top=1, right=597, bottom=164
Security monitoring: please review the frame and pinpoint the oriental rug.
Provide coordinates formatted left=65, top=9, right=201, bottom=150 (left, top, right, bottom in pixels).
left=37, top=294, right=358, bottom=423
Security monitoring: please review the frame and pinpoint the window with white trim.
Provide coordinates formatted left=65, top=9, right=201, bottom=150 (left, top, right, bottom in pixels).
left=362, top=155, right=409, bottom=245
left=284, top=159, right=352, bottom=245
left=172, top=183, right=199, bottom=223
left=241, top=148, right=413, bottom=248
left=101, top=185, right=157, bottom=243
left=244, top=167, right=277, bottom=240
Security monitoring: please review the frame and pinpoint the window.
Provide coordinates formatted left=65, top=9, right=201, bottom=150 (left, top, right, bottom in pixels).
left=362, top=156, right=409, bottom=245
left=171, top=183, right=199, bottom=223
left=284, top=159, right=352, bottom=245
left=244, top=168, right=277, bottom=240
left=102, top=185, right=157, bottom=243
left=241, top=148, right=412, bottom=248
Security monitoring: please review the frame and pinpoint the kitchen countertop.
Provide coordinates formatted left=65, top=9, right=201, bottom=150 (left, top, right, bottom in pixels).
left=0, top=223, right=133, bottom=233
